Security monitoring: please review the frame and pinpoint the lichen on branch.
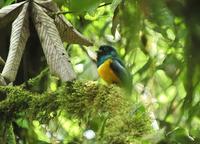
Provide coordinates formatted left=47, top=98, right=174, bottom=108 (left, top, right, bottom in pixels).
left=0, top=80, right=152, bottom=143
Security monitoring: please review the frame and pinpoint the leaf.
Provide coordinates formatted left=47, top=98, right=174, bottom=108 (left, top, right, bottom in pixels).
left=4, top=0, right=16, bottom=7
left=148, top=0, right=174, bottom=37
left=167, top=127, right=194, bottom=143
left=157, top=54, right=182, bottom=80
left=0, top=1, right=26, bottom=28
left=35, top=0, right=93, bottom=46
left=0, top=74, right=6, bottom=85
left=0, top=1, right=3, bottom=8
left=32, top=3, right=76, bottom=81
left=151, top=0, right=174, bottom=27
left=34, top=0, right=58, bottom=12
left=118, top=0, right=142, bottom=51
left=188, top=101, right=200, bottom=121
left=111, top=5, right=120, bottom=36
left=55, top=13, right=93, bottom=46
left=68, top=0, right=102, bottom=13
left=111, top=0, right=122, bottom=10
left=1, top=3, right=30, bottom=82
left=6, top=123, right=17, bottom=144
left=0, top=57, right=5, bottom=66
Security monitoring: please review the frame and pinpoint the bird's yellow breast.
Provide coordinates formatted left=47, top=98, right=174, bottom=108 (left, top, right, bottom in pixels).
left=97, top=59, right=120, bottom=84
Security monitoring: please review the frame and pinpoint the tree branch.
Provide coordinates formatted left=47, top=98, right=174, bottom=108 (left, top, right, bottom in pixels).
left=52, top=2, right=112, bottom=16
left=0, top=80, right=152, bottom=143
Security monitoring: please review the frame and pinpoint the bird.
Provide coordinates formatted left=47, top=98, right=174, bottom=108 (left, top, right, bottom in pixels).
left=96, top=45, right=132, bottom=94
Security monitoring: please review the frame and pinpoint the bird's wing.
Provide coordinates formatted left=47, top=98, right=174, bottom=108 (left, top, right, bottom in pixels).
left=110, top=58, right=132, bottom=93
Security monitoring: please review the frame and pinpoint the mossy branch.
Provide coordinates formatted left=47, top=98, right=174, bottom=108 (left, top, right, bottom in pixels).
left=0, top=81, right=152, bottom=143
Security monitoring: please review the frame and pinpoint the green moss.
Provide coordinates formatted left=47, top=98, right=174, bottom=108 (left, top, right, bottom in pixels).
left=0, top=86, right=58, bottom=123
left=0, top=81, right=153, bottom=143
left=58, top=81, right=152, bottom=143
left=0, top=86, right=34, bottom=117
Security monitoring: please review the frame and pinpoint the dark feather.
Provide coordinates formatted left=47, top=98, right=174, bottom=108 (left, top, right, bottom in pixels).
left=110, top=58, right=132, bottom=94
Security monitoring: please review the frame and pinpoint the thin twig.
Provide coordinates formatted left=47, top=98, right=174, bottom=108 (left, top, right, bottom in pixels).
left=55, top=11, right=76, bottom=15
left=80, top=45, right=97, bottom=62
left=98, top=2, right=111, bottom=8
left=53, top=2, right=112, bottom=16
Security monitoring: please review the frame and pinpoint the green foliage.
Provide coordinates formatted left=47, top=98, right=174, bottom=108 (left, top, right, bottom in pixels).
left=1, top=0, right=200, bottom=143
left=0, top=0, right=15, bottom=8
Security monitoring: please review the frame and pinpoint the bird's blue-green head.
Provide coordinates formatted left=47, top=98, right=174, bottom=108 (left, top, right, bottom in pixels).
left=97, top=45, right=118, bottom=67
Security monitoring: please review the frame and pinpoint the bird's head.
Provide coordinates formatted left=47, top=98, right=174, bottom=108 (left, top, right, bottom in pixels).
left=97, top=45, right=117, bottom=59
left=96, top=45, right=118, bottom=67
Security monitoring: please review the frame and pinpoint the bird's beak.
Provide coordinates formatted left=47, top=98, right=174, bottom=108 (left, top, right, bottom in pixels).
left=96, top=49, right=102, bottom=54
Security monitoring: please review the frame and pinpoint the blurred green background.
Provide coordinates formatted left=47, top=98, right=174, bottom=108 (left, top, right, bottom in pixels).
left=1, top=0, right=200, bottom=143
